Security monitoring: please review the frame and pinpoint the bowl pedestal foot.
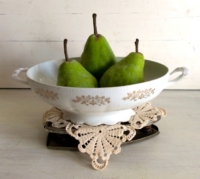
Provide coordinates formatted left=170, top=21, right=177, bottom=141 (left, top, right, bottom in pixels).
left=43, top=102, right=166, bottom=170
left=61, top=108, right=135, bottom=126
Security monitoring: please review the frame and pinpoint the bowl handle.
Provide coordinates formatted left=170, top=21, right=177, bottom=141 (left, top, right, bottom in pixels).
left=12, top=68, right=29, bottom=86
left=165, top=67, right=188, bottom=88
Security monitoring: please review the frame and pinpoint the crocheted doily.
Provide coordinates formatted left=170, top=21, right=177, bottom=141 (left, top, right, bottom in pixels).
left=43, top=103, right=166, bottom=170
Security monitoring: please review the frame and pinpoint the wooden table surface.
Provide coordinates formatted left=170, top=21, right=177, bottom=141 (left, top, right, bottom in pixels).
left=0, top=89, right=199, bottom=179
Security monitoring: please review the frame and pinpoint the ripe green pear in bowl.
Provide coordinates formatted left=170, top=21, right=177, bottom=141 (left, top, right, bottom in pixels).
left=57, top=39, right=98, bottom=88
left=80, top=13, right=116, bottom=80
left=99, top=39, right=145, bottom=87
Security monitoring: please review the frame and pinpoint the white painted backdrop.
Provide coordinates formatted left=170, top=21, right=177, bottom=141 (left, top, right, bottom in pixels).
left=0, top=0, right=199, bottom=89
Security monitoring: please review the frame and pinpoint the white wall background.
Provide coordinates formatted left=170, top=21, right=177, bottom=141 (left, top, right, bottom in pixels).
left=0, top=0, right=199, bottom=89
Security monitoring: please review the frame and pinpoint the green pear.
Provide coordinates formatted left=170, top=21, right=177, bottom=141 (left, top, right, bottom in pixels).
left=99, top=39, right=145, bottom=87
left=80, top=13, right=116, bottom=80
left=57, top=39, right=98, bottom=88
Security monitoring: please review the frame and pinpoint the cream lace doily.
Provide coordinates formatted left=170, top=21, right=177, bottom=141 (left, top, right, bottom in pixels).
left=43, top=103, right=166, bottom=170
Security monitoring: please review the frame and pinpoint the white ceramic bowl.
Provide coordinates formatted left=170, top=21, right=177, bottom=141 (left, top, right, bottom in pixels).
left=12, top=57, right=188, bottom=126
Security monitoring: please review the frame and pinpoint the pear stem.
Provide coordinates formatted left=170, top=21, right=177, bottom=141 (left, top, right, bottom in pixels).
left=135, top=38, right=139, bottom=53
left=93, top=13, right=98, bottom=37
left=63, top=39, right=69, bottom=61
